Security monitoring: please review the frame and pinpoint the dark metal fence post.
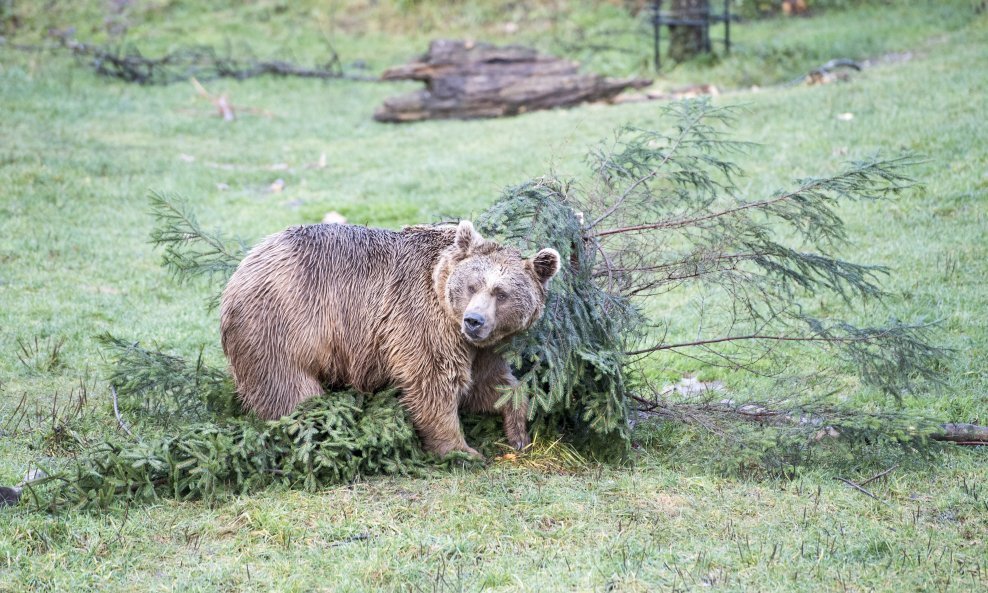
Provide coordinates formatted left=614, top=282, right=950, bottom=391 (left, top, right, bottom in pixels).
left=703, top=2, right=712, bottom=53
left=724, top=0, right=731, bottom=55
left=653, top=0, right=662, bottom=72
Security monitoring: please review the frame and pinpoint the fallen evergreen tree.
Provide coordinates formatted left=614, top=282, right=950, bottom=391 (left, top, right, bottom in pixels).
left=23, top=99, right=971, bottom=510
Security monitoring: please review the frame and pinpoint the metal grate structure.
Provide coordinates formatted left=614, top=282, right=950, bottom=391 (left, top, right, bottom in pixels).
left=650, top=0, right=738, bottom=70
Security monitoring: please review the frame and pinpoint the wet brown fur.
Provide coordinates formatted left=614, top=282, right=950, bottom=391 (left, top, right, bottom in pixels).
left=220, top=221, right=560, bottom=457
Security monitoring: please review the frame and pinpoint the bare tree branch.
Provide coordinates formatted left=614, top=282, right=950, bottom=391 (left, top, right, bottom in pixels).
left=834, top=477, right=890, bottom=506
left=111, top=385, right=136, bottom=440
left=625, top=331, right=891, bottom=356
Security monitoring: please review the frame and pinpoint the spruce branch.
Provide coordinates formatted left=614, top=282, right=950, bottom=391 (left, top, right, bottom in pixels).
left=149, top=191, right=246, bottom=283
left=96, top=333, right=240, bottom=422
left=148, top=191, right=248, bottom=308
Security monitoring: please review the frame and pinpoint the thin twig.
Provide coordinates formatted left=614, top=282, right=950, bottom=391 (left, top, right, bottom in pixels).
left=329, top=533, right=371, bottom=547
left=834, top=477, right=890, bottom=506
left=860, top=464, right=899, bottom=487
left=625, top=331, right=890, bottom=356
left=112, top=499, right=133, bottom=546
left=111, top=385, right=136, bottom=439
left=595, top=183, right=814, bottom=238
left=594, top=159, right=915, bottom=240
left=592, top=251, right=768, bottom=277
left=589, top=113, right=697, bottom=228
left=191, top=77, right=236, bottom=121
left=2, top=393, right=28, bottom=434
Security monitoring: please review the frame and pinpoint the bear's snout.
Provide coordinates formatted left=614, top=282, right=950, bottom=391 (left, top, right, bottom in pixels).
left=462, top=312, right=490, bottom=341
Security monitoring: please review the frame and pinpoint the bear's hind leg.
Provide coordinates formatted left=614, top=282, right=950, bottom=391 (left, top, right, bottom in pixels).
left=236, top=363, right=323, bottom=420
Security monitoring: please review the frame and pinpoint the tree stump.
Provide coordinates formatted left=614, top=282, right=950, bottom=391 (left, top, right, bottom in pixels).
left=374, top=40, right=652, bottom=123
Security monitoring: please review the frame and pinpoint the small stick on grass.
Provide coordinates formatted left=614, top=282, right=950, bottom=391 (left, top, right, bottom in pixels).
left=111, top=385, right=136, bottom=439
left=834, top=477, right=891, bottom=507
left=329, top=533, right=370, bottom=547
left=860, top=464, right=899, bottom=487
left=1, top=393, right=28, bottom=434
left=191, top=77, right=236, bottom=121
left=112, top=499, right=132, bottom=546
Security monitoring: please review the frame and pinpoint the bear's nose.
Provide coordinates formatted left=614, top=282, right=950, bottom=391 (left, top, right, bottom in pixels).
left=463, top=312, right=486, bottom=331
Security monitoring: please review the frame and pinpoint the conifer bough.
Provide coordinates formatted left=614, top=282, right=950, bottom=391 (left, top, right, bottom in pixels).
left=151, top=99, right=945, bottom=458
left=28, top=100, right=962, bottom=509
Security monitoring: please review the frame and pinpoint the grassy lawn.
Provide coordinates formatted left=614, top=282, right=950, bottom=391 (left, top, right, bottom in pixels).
left=1, top=1, right=986, bottom=591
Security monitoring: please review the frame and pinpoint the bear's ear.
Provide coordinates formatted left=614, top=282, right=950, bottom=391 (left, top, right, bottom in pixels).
left=530, top=248, right=561, bottom=287
left=454, top=220, right=483, bottom=253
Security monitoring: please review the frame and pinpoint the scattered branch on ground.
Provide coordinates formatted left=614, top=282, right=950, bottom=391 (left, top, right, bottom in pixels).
left=834, top=476, right=890, bottom=506
left=110, top=386, right=136, bottom=440
left=860, top=464, right=899, bottom=486
left=1, top=32, right=376, bottom=85
left=31, top=376, right=457, bottom=510
left=634, top=395, right=985, bottom=447
left=190, top=77, right=235, bottom=121
left=788, top=58, right=863, bottom=87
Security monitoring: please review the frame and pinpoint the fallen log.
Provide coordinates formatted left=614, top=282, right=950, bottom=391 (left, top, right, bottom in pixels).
left=374, top=39, right=652, bottom=123
left=933, top=423, right=988, bottom=444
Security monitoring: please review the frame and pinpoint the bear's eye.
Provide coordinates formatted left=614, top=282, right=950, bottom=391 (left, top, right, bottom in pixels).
left=467, top=283, right=480, bottom=296
left=493, top=288, right=508, bottom=303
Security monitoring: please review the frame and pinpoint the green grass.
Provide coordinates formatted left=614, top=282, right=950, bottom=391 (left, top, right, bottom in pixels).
left=1, top=1, right=987, bottom=591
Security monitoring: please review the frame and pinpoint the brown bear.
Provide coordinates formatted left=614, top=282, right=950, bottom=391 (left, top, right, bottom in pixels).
left=220, top=220, right=560, bottom=458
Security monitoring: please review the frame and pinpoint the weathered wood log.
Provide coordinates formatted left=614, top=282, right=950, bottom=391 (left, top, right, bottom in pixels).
left=374, top=39, right=652, bottom=123
left=933, top=423, right=988, bottom=444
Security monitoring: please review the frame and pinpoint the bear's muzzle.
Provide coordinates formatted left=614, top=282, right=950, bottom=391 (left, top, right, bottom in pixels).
left=462, top=312, right=491, bottom=342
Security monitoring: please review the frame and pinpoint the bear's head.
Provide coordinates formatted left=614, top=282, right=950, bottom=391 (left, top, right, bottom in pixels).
left=436, top=220, right=561, bottom=348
